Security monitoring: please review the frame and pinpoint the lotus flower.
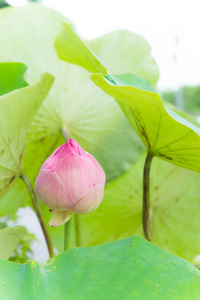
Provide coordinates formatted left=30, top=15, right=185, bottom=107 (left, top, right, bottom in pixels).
left=36, top=139, right=105, bottom=227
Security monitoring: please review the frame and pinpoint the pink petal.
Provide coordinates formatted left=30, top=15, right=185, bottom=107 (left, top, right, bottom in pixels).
left=68, top=139, right=88, bottom=158
left=41, top=147, right=61, bottom=169
left=70, top=183, right=104, bottom=214
left=35, top=169, right=73, bottom=210
left=42, top=144, right=72, bottom=169
left=54, top=153, right=93, bottom=203
left=87, top=153, right=106, bottom=186
left=41, top=139, right=87, bottom=170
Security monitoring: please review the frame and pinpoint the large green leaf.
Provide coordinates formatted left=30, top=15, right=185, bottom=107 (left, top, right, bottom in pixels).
left=111, top=73, right=156, bottom=92
left=0, top=235, right=200, bottom=299
left=164, top=101, right=200, bottom=127
left=0, top=4, right=143, bottom=184
left=81, top=153, right=200, bottom=262
left=54, top=21, right=200, bottom=172
left=0, top=62, right=28, bottom=96
left=92, top=74, right=200, bottom=172
left=0, top=134, right=63, bottom=216
left=54, top=23, right=200, bottom=260
left=0, top=72, right=54, bottom=197
left=55, top=23, right=108, bottom=75
left=0, top=226, right=26, bottom=260
left=0, top=4, right=151, bottom=214
left=55, top=23, right=159, bottom=87
left=87, top=30, right=159, bottom=86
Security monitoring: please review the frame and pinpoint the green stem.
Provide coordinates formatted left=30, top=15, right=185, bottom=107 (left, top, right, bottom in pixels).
left=20, top=173, right=54, bottom=258
left=61, top=129, right=82, bottom=249
left=62, top=127, right=72, bottom=252
left=64, top=218, right=72, bottom=251
left=74, top=214, right=81, bottom=247
left=142, top=153, right=153, bottom=242
left=62, top=127, right=70, bottom=143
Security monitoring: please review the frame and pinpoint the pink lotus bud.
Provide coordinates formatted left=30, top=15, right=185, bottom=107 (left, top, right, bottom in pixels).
left=35, top=139, right=105, bottom=227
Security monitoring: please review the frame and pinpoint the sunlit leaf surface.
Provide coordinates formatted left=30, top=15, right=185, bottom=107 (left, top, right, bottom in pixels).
left=87, top=30, right=159, bottom=86
left=55, top=23, right=108, bottom=75
left=0, top=69, right=54, bottom=197
left=92, top=74, right=200, bottom=172
left=0, top=63, right=28, bottom=96
left=81, top=154, right=200, bottom=262
left=0, top=4, right=159, bottom=213
left=0, top=226, right=27, bottom=260
left=55, top=20, right=200, bottom=172
left=0, top=236, right=199, bottom=299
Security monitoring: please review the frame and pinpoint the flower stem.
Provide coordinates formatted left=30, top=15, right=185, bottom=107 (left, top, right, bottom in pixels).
left=143, top=153, right=153, bottom=242
left=20, top=173, right=54, bottom=258
left=74, top=214, right=81, bottom=247
left=61, top=130, right=81, bottom=248
left=62, top=127, right=70, bottom=143
left=61, top=127, right=72, bottom=252
left=64, top=218, right=72, bottom=251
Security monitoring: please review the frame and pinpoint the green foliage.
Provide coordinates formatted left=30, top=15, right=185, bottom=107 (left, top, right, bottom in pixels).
left=0, top=0, right=9, bottom=8
left=9, top=231, right=35, bottom=264
left=0, top=63, right=28, bottom=96
left=53, top=19, right=200, bottom=263
left=163, top=85, right=200, bottom=115
left=55, top=23, right=108, bottom=75
left=0, top=226, right=27, bottom=260
left=81, top=153, right=200, bottom=262
left=0, top=217, right=35, bottom=263
left=55, top=21, right=200, bottom=172
left=164, top=101, right=200, bottom=127
left=162, top=89, right=178, bottom=105
left=110, top=73, right=157, bottom=92
left=0, top=4, right=158, bottom=216
left=92, top=74, right=200, bottom=172
left=87, top=30, right=159, bottom=86
left=0, top=236, right=200, bottom=299
left=0, top=66, right=54, bottom=198
left=0, top=4, right=200, bottom=298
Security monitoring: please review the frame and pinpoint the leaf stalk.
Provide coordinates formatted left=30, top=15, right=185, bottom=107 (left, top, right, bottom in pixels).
left=20, top=173, right=54, bottom=258
left=143, top=153, right=153, bottom=241
left=64, top=218, right=72, bottom=251
left=74, top=214, right=81, bottom=247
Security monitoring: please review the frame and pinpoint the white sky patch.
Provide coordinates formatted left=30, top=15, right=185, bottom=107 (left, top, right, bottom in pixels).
left=43, top=0, right=200, bottom=91
left=5, top=0, right=200, bottom=90
left=15, top=207, right=57, bottom=263
left=7, top=0, right=28, bottom=6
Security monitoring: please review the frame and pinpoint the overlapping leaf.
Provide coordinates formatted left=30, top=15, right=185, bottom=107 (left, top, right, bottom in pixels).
left=87, top=30, right=159, bottom=86
left=0, top=4, right=158, bottom=213
left=0, top=4, right=146, bottom=185
left=0, top=226, right=27, bottom=260
left=55, top=23, right=108, bottom=75
left=55, top=21, right=200, bottom=172
left=55, top=23, right=159, bottom=87
left=92, top=74, right=200, bottom=172
left=0, top=69, right=54, bottom=197
left=0, top=235, right=200, bottom=299
left=80, top=153, right=200, bottom=262
left=0, top=63, right=28, bottom=96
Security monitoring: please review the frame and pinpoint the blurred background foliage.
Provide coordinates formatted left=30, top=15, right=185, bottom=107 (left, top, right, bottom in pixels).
left=0, top=216, right=35, bottom=263
left=163, top=85, right=200, bottom=116
left=0, top=0, right=9, bottom=8
left=0, top=0, right=40, bottom=8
